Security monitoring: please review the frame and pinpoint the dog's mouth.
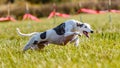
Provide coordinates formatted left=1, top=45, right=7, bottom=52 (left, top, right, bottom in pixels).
left=83, top=31, right=89, bottom=38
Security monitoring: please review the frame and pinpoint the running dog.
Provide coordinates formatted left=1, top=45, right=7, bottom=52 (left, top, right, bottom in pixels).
left=16, top=19, right=93, bottom=52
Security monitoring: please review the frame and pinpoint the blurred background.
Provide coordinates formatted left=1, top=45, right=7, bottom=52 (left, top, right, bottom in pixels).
left=0, top=0, right=120, bottom=20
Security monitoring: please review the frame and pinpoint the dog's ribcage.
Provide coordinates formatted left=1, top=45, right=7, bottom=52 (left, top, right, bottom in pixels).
left=46, top=23, right=66, bottom=44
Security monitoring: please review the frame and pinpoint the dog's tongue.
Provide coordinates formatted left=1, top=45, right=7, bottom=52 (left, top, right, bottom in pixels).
left=83, top=31, right=89, bottom=38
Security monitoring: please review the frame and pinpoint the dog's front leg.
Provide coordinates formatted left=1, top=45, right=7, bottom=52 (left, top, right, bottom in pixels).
left=74, top=37, right=79, bottom=47
left=64, top=32, right=80, bottom=37
left=69, top=35, right=79, bottom=47
left=63, top=32, right=80, bottom=45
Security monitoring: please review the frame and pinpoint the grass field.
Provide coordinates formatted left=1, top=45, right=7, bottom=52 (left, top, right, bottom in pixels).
left=0, top=13, right=120, bottom=68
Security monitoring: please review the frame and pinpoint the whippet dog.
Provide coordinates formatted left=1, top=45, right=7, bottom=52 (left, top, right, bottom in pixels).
left=16, top=19, right=93, bottom=52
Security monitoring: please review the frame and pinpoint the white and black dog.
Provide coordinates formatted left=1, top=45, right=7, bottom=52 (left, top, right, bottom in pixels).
left=16, top=19, right=93, bottom=52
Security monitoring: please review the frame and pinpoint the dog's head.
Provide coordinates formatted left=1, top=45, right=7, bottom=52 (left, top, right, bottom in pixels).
left=76, top=22, right=93, bottom=38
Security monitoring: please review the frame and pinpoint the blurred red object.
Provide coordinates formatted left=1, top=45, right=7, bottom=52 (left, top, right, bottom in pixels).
left=48, top=11, right=70, bottom=19
left=48, top=11, right=56, bottom=19
left=78, top=8, right=120, bottom=14
left=55, top=12, right=70, bottom=18
left=0, top=16, right=16, bottom=22
left=23, top=13, right=40, bottom=22
left=78, top=8, right=98, bottom=14
left=98, top=10, right=107, bottom=14
left=110, top=10, right=120, bottom=13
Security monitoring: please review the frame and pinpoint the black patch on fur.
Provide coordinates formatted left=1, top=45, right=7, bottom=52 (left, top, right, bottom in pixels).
left=40, top=32, right=46, bottom=39
left=33, top=41, right=38, bottom=45
left=77, top=23, right=83, bottom=27
left=53, top=23, right=65, bottom=35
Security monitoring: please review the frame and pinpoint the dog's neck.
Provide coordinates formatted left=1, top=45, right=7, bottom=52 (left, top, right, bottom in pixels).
left=73, top=22, right=81, bottom=30
left=71, top=22, right=83, bottom=34
left=65, top=20, right=83, bottom=33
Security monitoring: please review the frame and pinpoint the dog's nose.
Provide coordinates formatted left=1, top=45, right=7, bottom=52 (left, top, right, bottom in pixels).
left=91, top=31, right=94, bottom=33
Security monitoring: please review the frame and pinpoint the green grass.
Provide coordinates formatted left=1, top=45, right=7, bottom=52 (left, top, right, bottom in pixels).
left=0, top=13, right=120, bottom=68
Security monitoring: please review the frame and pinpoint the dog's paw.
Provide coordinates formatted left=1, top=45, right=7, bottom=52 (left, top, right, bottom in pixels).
left=74, top=32, right=80, bottom=35
left=74, top=32, right=82, bottom=36
left=78, top=33, right=82, bottom=36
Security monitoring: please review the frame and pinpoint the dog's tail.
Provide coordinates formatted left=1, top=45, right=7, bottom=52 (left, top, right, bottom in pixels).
left=16, top=28, right=38, bottom=37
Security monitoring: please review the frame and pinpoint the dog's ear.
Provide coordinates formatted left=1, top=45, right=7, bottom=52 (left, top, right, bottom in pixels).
left=77, top=23, right=83, bottom=27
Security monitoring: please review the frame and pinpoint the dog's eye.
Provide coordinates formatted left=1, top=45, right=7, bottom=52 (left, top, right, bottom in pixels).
left=85, top=26, right=87, bottom=28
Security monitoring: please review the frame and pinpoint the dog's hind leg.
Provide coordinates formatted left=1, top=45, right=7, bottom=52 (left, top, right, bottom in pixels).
left=22, top=36, right=38, bottom=52
left=23, top=43, right=32, bottom=52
